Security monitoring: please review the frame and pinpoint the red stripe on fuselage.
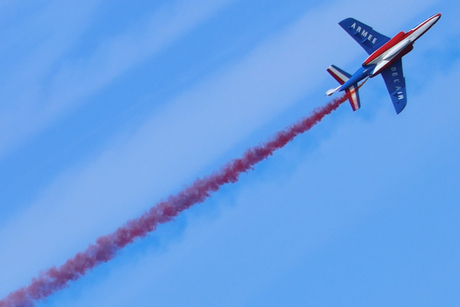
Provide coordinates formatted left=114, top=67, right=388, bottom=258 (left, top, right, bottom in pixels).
left=370, top=44, right=413, bottom=77
left=363, top=31, right=406, bottom=65
left=411, top=13, right=441, bottom=34
left=405, top=14, right=440, bottom=44
left=363, top=13, right=441, bottom=66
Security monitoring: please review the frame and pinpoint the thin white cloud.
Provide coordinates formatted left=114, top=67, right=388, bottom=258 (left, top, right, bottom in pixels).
left=0, top=0, right=103, bottom=153
left=0, top=0, right=236, bottom=160
left=0, top=0, right=441, bottom=301
left=52, top=53, right=460, bottom=307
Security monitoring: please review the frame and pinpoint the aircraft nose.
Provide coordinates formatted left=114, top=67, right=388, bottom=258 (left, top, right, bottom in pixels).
left=428, top=13, right=442, bottom=26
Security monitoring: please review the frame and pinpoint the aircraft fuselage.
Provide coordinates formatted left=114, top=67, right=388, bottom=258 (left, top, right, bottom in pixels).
left=338, top=13, right=441, bottom=92
left=364, top=13, right=441, bottom=77
left=327, top=13, right=441, bottom=114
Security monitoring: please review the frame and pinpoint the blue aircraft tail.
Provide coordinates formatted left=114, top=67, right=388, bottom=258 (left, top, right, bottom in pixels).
left=326, top=65, right=361, bottom=111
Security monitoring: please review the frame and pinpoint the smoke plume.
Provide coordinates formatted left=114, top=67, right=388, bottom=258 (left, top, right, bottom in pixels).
left=0, top=95, right=346, bottom=307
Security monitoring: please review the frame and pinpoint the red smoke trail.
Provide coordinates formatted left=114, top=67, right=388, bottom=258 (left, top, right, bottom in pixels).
left=0, top=95, right=347, bottom=307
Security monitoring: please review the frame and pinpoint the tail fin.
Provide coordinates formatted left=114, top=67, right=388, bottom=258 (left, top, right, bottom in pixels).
left=327, top=65, right=351, bottom=85
left=344, top=84, right=361, bottom=111
left=326, top=65, right=361, bottom=111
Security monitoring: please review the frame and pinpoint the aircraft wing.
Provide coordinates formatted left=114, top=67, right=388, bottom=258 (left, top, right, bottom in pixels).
left=339, top=18, right=390, bottom=55
left=381, top=58, right=407, bottom=114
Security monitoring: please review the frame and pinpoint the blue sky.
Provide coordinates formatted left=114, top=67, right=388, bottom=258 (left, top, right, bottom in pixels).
left=0, top=0, right=459, bottom=306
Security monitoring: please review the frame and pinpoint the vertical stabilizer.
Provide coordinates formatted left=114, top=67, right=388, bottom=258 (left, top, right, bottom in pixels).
left=345, top=85, right=361, bottom=111
left=326, top=65, right=361, bottom=111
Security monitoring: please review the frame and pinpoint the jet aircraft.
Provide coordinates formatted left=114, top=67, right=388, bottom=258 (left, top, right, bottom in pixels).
left=326, top=13, right=441, bottom=114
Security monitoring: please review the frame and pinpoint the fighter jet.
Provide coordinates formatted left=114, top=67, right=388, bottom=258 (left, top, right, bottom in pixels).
left=326, top=13, right=441, bottom=114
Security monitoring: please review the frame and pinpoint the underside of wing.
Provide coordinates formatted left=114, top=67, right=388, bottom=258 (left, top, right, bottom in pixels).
left=381, top=58, right=407, bottom=114
left=339, top=18, right=391, bottom=55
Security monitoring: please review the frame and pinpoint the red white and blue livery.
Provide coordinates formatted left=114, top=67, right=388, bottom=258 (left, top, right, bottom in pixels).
left=326, top=13, right=441, bottom=114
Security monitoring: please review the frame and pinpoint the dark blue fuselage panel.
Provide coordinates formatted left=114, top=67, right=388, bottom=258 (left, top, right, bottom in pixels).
left=339, top=65, right=375, bottom=92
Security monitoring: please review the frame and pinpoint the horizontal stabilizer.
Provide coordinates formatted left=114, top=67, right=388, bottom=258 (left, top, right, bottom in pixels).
left=345, top=85, right=361, bottom=111
left=326, top=65, right=360, bottom=111
left=327, top=65, right=351, bottom=85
